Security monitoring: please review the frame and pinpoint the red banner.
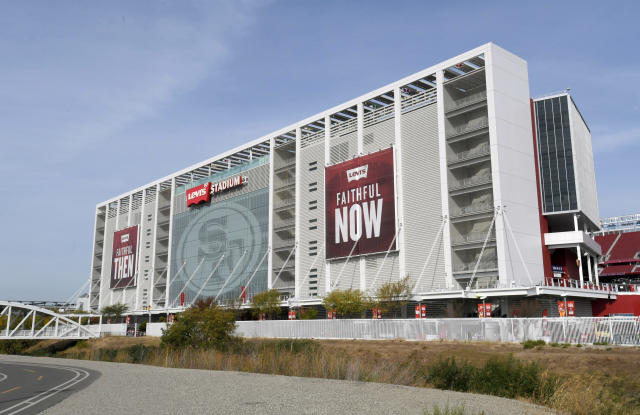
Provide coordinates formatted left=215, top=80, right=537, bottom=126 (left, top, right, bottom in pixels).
left=557, top=301, right=566, bottom=317
left=325, top=148, right=396, bottom=259
left=186, top=182, right=212, bottom=207
left=478, top=304, right=485, bottom=318
left=421, top=304, right=427, bottom=318
left=110, top=226, right=139, bottom=289
left=567, top=300, right=575, bottom=317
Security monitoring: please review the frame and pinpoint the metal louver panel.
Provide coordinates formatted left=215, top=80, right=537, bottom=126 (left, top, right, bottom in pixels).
left=401, top=103, right=446, bottom=291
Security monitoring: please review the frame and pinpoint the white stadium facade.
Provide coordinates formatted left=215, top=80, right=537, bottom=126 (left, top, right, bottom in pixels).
left=89, top=42, right=615, bottom=319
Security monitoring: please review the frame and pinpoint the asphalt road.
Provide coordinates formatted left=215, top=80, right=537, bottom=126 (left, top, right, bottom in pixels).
left=1, top=355, right=555, bottom=415
left=0, top=360, right=97, bottom=415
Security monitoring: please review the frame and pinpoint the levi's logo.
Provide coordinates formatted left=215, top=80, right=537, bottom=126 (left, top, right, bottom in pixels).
left=121, top=234, right=129, bottom=243
left=346, top=165, right=368, bottom=182
left=186, top=182, right=212, bottom=207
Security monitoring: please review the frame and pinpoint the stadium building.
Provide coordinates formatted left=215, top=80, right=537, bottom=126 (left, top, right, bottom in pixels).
left=89, top=43, right=622, bottom=319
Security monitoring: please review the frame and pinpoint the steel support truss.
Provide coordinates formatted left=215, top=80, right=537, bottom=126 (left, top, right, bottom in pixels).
left=0, top=301, right=98, bottom=340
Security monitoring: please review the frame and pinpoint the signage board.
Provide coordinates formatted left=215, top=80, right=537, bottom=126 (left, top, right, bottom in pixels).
left=186, top=175, right=245, bottom=207
left=567, top=300, right=575, bottom=317
left=186, top=182, right=211, bottom=207
left=110, top=225, right=139, bottom=289
left=557, top=301, right=566, bottom=317
left=478, top=303, right=491, bottom=318
left=325, top=148, right=396, bottom=259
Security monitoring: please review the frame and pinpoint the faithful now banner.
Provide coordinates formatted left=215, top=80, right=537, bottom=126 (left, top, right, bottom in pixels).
left=325, top=148, right=396, bottom=259
left=110, top=225, right=139, bottom=289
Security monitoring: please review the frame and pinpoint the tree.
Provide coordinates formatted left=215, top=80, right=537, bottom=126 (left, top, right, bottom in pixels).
left=322, top=288, right=365, bottom=318
left=161, top=298, right=237, bottom=350
left=371, top=275, right=412, bottom=318
left=251, top=289, right=282, bottom=319
left=100, top=303, right=129, bottom=322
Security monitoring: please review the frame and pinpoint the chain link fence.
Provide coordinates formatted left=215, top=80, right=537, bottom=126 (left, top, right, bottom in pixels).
left=235, top=317, right=640, bottom=345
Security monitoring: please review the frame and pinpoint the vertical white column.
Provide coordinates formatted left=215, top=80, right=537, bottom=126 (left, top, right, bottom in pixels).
left=98, top=205, right=108, bottom=312
left=594, top=256, right=600, bottom=285
left=135, top=189, right=146, bottom=311
left=357, top=102, right=366, bottom=292
left=324, top=115, right=332, bottom=294
left=577, top=246, right=584, bottom=286
left=435, top=71, right=453, bottom=288
left=484, top=46, right=509, bottom=288
left=294, top=127, right=302, bottom=298
left=150, top=184, right=160, bottom=309
left=393, top=86, right=407, bottom=288
left=89, top=208, right=99, bottom=313
left=587, top=252, right=593, bottom=284
left=111, top=199, right=122, bottom=306
left=165, top=177, right=176, bottom=309
left=267, top=137, right=275, bottom=289
left=123, top=194, right=133, bottom=306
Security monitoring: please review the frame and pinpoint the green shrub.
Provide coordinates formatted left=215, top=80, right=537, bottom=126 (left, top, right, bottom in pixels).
left=100, top=303, right=129, bottom=322
left=251, top=289, right=282, bottom=319
left=161, top=298, right=237, bottom=350
left=126, top=344, right=154, bottom=363
left=322, top=288, right=365, bottom=318
left=299, top=307, right=318, bottom=320
left=97, top=348, right=118, bottom=361
left=0, top=340, right=38, bottom=355
left=522, top=339, right=546, bottom=349
left=427, top=357, right=475, bottom=391
left=426, top=355, right=558, bottom=403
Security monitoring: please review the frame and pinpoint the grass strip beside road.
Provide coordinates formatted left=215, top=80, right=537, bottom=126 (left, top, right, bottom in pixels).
left=3, top=337, right=640, bottom=415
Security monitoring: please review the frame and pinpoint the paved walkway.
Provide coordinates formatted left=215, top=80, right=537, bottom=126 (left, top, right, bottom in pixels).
left=1, top=355, right=555, bottom=415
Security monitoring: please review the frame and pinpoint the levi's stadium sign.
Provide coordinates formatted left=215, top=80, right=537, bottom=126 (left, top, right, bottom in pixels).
left=186, top=175, right=244, bottom=207
left=325, top=147, right=396, bottom=259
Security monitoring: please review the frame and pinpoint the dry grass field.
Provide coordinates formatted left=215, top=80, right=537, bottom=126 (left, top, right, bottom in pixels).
left=10, top=336, right=640, bottom=415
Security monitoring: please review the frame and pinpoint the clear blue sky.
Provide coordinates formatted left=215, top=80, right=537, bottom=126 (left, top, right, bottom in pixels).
left=1, top=1, right=639, bottom=300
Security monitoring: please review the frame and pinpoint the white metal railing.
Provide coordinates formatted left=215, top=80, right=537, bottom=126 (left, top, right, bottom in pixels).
left=450, top=202, right=493, bottom=217
left=275, top=177, right=295, bottom=186
left=274, top=160, right=296, bottom=172
left=445, top=90, right=487, bottom=113
left=274, top=218, right=296, bottom=230
left=539, top=277, right=624, bottom=293
left=234, top=317, right=640, bottom=346
left=449, top=143, right=490, bottom=163
left=275, top=198, right=295, bottom=209
left=449, top=174, right=492, bottom=190
left=453, top=260, right=497, bottom=273
left=273, top=238, right=295, bottom=250
left=452, top=230, right=496, bottom=245
left=363, top=104, right=394, bottom=127
left=401, top=89, right=438, bottom=112
left=331, top=117, right=357, bottom=137
left=447, top=117, right=489, bottom=138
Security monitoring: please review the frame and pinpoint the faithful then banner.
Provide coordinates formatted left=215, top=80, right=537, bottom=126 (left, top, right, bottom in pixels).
left=110, top=225, right=139, bottom=289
